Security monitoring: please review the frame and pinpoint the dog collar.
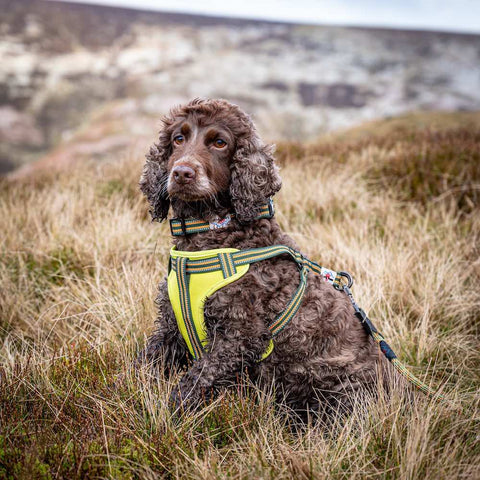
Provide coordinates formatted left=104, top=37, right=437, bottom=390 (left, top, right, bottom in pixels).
left=169, top=199, right=275, bottom=236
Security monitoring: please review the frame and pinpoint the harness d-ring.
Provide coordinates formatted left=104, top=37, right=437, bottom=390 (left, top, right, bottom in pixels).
left=337, top=271, right=353, bottom=289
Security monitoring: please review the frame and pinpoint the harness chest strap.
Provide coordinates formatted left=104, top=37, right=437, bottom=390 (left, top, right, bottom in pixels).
left=168, top=244, right=345, bottom=361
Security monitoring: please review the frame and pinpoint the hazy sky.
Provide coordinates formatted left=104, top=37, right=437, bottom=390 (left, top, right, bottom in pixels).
left=58, top=0, right=480, bottom=34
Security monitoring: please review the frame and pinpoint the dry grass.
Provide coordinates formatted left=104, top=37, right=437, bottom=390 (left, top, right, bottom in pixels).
left=1, top=113, right=480, bottom=479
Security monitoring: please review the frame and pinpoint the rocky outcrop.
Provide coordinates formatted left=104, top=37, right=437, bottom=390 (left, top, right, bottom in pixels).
left=1, top=0, right=479, bottom=174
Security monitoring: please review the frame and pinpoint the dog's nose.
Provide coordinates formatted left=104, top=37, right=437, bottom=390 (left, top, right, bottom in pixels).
left=172, top=165, right=196, bottom=184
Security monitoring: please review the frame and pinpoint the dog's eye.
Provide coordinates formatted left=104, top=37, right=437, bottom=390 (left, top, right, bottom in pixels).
left=213, top=139, right=227, bottom=148
left=173, top=135, right=184, bottom=146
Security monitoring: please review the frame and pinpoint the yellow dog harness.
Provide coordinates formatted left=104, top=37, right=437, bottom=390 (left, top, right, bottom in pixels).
left=167, top=244, right=345, bottom=361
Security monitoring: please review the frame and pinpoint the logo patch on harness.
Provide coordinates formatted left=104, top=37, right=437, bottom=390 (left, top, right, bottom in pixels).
left=320, top=267, right=337, bottom=284
left=209, top=214, right=232, bottom=230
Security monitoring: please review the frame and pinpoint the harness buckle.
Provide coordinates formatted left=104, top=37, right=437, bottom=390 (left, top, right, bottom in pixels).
left=267, top=198, right=275, bottom=218
left=170, top=217, right=188, bottom=236
left=296, top=252, right=306, bottom=271
left=180, top=218, right=188, bottom=235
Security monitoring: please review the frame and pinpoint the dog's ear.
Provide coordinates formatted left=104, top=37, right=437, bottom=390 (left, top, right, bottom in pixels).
left=230, top=137, right=282, bottom=223
left=139, top=124, right=173, bottom=222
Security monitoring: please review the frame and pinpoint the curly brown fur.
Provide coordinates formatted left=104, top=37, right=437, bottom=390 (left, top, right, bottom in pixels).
left=139, top=98, right=386, bottom=422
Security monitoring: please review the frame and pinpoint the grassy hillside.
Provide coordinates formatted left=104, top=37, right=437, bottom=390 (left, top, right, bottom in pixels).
left=1, top=112, right=480, bottom=479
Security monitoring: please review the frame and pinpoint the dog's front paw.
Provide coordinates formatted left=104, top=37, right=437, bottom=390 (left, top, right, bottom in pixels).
left=169, top=386, right=189, bottom=412
left=169, top=383, right=213, bottom=412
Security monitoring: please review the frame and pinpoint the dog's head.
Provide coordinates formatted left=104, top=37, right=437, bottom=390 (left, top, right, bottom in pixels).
left=140, top=98, right=282, bottom=223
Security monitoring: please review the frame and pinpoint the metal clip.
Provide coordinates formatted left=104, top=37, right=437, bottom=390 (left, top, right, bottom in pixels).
left=267, top=198, right=275, bottom=217
left=338, top=271, right=353, bottom=288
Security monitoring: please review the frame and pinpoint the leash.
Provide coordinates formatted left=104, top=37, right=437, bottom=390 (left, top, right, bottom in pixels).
left=339, top=280, right=446, bottom=400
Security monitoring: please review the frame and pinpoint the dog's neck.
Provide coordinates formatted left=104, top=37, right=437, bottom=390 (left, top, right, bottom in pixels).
left=169, top=196, right=294, bottom=252
left=172, top=216, right=294, bottom=252
left=170, top=193, right=232, bottom=223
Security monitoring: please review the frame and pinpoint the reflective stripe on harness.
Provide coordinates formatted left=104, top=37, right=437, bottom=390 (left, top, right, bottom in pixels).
left=168, top=245, right=344, bottom=361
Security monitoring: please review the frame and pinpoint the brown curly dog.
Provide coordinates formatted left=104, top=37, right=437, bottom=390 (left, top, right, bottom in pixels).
left=139, top=98, right=385, bottom=421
